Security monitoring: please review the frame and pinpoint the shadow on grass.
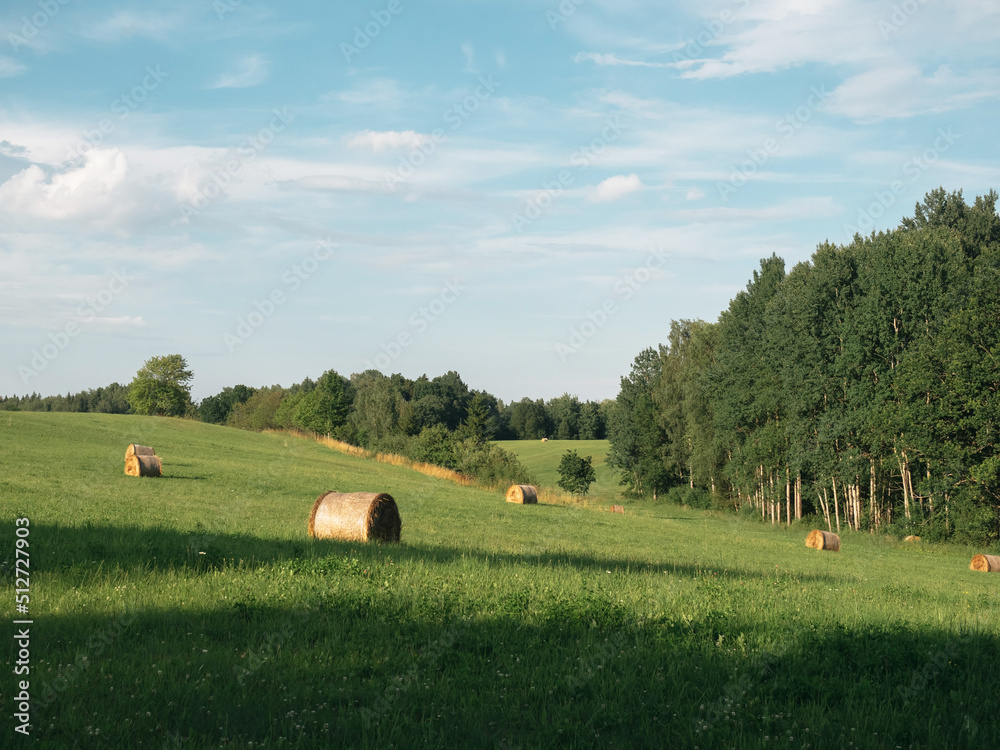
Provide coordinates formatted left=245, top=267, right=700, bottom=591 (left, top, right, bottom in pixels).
left=22, top=594, right=1000, bottom=749
left=15, top=520, right=844, bottom=585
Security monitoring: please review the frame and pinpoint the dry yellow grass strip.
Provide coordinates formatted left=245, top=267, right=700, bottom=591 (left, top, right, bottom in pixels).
left=268, top=430, right=476, bottom=488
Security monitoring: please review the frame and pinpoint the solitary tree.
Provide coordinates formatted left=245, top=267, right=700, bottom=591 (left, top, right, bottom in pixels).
left=557, top=449, right=597, bottom=496
left=127, top=355, right=194, bottom=416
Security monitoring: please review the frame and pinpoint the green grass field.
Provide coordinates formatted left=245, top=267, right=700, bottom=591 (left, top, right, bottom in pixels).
left=493, top=439, right=617, bottom=499
left=3, top=413, right=999, bottom=748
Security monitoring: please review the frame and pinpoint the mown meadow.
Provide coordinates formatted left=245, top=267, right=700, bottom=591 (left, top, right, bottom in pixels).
left=2, top=412, right=999, bottom=749
left=493, top=439, right=615, bottom=500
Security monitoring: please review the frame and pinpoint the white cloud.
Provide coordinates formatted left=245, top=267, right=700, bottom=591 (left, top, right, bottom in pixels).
left=671, top=196, right=839, bottom=222
left=461, top=43, right=476, bottom=72
left=678, top=1, right=887, bottom=79
left=91, top=315, right=146, bottom=328
left=83, top=10, right=186, bottom=43
left=345, top=130, right=434, bottom=154
left=334, top=79, right=409, bottom=106
left=0, top=149, right=128, bottom=220
left=686, top=187, right=705, bottom=201
left=207, top=55, right=270, bottom=90
left=590, top=174, right=643, bottom=202
left=0, top=140, right=28, bottom=157
left=293, top=174, right=397, bottom=194
left=0, top=55, right=27, bottom=78
left=827, top=65, right=1000, bottom=122
left=575, top=52, right=670, bottom=68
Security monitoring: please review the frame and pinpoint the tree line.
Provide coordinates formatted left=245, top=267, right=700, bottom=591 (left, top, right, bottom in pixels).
left=608, top=189, right=1000, bottom=543
left=2, top=370, right=609, bottom=442
left=1, top=362, right=612, bottom=489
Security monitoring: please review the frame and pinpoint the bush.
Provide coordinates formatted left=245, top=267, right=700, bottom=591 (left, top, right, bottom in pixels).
left=557, top=450, right=596, bottom=496
left=407, top=425, right=459, bottom=469
left=665, top=486, right=714, bottom=509
left=453, top=440, right=533, bottom=489
left=228, top=389, right=283, bottom=431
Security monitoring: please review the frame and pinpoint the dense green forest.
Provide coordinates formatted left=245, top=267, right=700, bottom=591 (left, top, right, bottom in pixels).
left=0, top=375, right=608, bottom=443
left=1, top=369, right=608, bottom=489
left=608, top=189, right=1000, bottom=543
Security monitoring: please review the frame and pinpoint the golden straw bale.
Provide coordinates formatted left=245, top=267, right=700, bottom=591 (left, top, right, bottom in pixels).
left=505, top=485, right=538, bottom=504
left=125, top=454, right=162, bottom=477
left=125, top=444, right=156, bottom=459
left=308, top=491, right=401, bottom=543
left=970, top=554, right=1000, bottom=572
left=805, top=529, right=840, bottom=551
left=610, top=505, right=624, bottom=514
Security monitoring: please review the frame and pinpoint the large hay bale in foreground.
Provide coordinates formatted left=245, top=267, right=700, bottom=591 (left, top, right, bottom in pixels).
left=125, top=444, right=156, bottom=459
left=308, top=491, right=401, bottom=543
left=970, top=554, right=1000, bottom=572
left=505, top=485, right=538, bottom=504
left=125, top=454, right=162, bottom=477
left=805, top=529, right=840, bottom=551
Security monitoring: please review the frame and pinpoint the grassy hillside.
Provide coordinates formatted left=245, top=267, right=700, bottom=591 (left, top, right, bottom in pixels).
left=2, top=413, right=999, bottom=748
left=494, top=439, right=617, bottom=498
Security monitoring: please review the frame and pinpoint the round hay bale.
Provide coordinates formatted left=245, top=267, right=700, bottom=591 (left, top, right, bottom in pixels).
left=541, top=438, right=548, bottom=442
left=125, top=444, right=156, bottom=459
left=610, top=505, right=624, bottom=514
left=805, top=529, right=840, bottom=551
left=970, top=554, right=1000, bottom=572
left=505, top=485, right=538, bottom=504
left=903, top=535, right=921, bottom=542
left=308, top=491, right=401, bottom=543
left=125, top=454, right=162, bottom=477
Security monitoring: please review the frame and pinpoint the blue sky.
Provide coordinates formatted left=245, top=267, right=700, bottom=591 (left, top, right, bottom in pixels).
left=1, top=0, right=998, bottom=403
